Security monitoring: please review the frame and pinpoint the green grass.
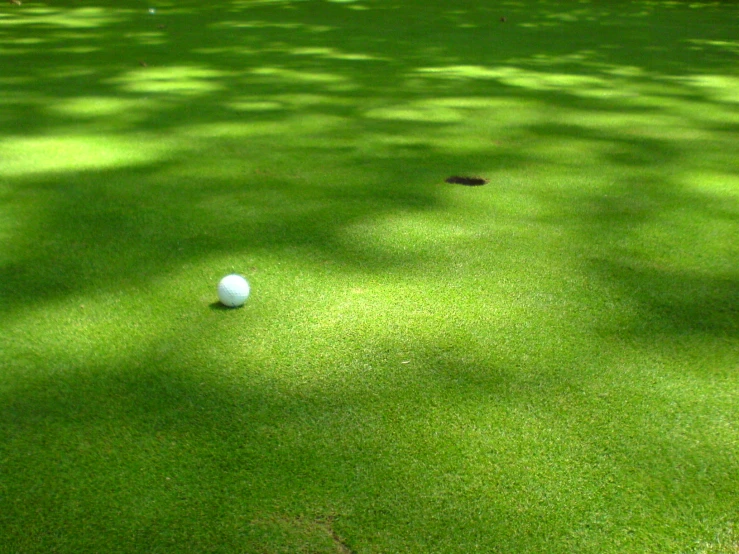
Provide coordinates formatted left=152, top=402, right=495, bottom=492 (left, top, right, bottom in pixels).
left=1, top=0, right=738, bottom=552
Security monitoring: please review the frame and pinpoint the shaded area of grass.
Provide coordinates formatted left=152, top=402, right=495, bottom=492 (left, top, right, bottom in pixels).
left=1, top=0, right=738, bottom=552
left=2, top=328, right=737, bottom=552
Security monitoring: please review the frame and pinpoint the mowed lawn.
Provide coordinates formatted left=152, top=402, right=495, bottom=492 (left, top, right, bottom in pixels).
left=1, top=0, right=738, bottom=552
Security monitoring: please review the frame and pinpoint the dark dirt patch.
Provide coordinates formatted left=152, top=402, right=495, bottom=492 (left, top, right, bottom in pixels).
left=250, top=514, right=356, bottom=554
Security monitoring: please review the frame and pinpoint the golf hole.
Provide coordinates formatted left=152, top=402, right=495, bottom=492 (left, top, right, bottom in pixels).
left=445, top=176, right=489, bottom=186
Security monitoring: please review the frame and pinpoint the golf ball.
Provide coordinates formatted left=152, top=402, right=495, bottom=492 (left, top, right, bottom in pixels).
left=218, top=274, right=250, bottom=307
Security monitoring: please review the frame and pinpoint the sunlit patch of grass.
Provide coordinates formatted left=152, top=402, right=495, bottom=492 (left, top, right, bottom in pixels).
left=47, top=97, right=157, bottom=118
left=670, top=74, right=739, bottom=103
left=289, top=46, right=387, bottom=61
left=0, top=135, right=173, bottom=176
left=4, top=6, right=124, bottom=27
left=107, top=66, right=229, bottom=96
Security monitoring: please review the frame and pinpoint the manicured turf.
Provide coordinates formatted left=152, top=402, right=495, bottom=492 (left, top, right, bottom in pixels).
left=1, top=0, right=738, bottom=552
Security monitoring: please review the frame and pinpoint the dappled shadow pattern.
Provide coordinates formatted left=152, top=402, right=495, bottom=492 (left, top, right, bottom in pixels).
left=1, top=0, right=738, bottom=551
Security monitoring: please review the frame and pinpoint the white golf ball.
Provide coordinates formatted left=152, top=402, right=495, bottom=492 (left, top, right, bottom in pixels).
left=217, top=274, right=250, bottom=307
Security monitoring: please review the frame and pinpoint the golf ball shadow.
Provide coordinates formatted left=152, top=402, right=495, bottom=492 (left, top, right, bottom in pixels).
left=209, top=301, right=239, bottom=311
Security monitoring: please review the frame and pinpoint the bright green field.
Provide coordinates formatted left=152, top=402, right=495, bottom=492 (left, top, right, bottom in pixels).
left=1, top=0, right=738, bottom=552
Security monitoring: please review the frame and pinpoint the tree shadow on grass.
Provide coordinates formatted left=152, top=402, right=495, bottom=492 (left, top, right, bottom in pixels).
left=1, top=326, right=737, bottom=552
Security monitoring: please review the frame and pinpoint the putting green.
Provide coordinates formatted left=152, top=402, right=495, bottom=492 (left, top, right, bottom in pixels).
left=1, top=0, right=737, bottom=552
